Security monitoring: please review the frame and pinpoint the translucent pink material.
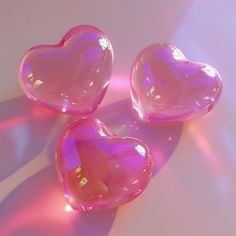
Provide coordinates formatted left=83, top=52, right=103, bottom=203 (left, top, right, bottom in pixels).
left=19, top=25, right=114, bottom=114
left=56, top=118, right=152, bottom=212
left=130, top=43, right=222, bottom=122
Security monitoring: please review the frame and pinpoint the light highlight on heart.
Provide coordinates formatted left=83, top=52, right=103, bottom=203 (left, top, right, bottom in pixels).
left=130, top=43, right=222, bottom=122
left=19, top=25, right=114, bottom=114
left=56, top=118, right=153, bottom=212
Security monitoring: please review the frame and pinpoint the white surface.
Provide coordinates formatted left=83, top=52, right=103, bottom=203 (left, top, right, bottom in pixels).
left=0, top=0, right=236, bottom=235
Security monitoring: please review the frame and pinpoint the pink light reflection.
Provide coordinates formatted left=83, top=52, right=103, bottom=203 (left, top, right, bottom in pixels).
left=187, top=124, right=222, bottom=175
left=0, top=116, right=27, bottom=130
left=109, top=76, right=129, bottom=90
left=2, top=187, right=77, bottom=236
left=102, top=76, right=130, bottom=105
left=31, top=104, right=56, bottom=119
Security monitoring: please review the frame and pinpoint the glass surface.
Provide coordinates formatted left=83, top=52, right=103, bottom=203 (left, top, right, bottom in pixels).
left=56, top=118, right=153, bottom=212
left=19, top=25, right=114, bottom=115
left=130, top=43, right=222, bottom=122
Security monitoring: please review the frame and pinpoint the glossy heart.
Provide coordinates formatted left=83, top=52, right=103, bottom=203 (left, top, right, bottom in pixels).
left=130, top=43, right=222, bottom=122
left=56, top=118, right=152, bottom=212
left=19, top=25, right=114, bottom=114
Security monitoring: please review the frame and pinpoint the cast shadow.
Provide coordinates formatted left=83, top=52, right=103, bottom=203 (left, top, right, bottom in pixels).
left=0, top=96, right=58, bottom=181
left=94, top=98, right=183, bottom=174
left=0, top=166, right=117, bottom=236
left=0, top=96, right=117, bottom=236
left=0, top=97, right=183, bottom=236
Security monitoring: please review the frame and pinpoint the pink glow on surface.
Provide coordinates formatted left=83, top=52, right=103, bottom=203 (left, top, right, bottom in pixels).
left=0, top=116, right=27, bottom=130
left=0, top=103, right=55, bottom=131
left=109, top=77, right=129, bottom=90
left=102, top=75, right=130, bottom=106
left=187, top=124, right=222, bottom=175
left=31, top=105, right=56, bottom=118
left=1, top=187, right=77, bottom=236
left=0, top=96, right=59, bottom=182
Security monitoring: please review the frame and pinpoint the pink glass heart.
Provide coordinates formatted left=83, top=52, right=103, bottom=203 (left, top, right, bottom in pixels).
left=19, top=25, right=114, bottom=114
left=56, top=118, right=153, bottom=212
left=130, top=43, right=222, bottom=122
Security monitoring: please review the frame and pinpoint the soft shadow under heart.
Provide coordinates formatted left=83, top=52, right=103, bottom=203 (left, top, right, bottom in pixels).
left=0, top=166, right=118, bottom=236
left=0, top=96, right=59, bottom=181
left=94, top=98, right=183, bottom=174
left=0, top=97, right=183, bottom=236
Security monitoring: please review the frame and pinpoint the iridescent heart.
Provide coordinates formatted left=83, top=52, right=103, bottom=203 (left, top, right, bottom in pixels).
left=130, top=43, right=222, bottom=122
left=19, top=25, right=114, bottom=114
left=56, top=118, right=153, bottom=212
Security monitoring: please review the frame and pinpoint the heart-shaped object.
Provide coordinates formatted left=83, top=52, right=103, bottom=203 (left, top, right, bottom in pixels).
left=130, top=43, right=222, bottom=122
left=56, top=118, right=153, bottom=212
left=19, top=25, right=114, bottom=114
